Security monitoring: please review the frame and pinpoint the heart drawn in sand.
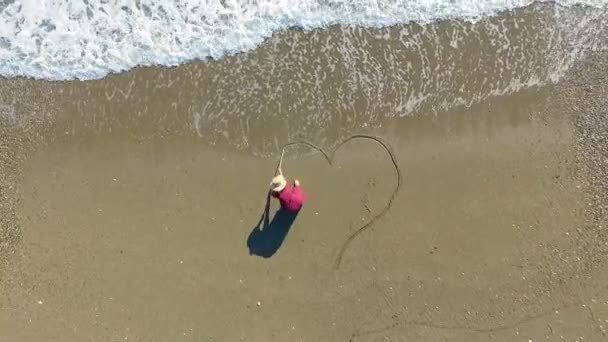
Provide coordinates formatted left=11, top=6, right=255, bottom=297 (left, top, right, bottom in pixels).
left=279, top=134, right=402, bottom=270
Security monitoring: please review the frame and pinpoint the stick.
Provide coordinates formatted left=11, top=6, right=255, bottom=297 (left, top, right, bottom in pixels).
left=275, top=148, right=285, bottom=176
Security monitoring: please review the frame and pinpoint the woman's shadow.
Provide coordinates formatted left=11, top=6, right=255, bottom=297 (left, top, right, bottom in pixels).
left=247, top=191, right=298, bottom=258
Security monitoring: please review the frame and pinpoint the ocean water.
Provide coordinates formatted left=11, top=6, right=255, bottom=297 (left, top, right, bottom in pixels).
left=0, top=0, right=606, bottom=81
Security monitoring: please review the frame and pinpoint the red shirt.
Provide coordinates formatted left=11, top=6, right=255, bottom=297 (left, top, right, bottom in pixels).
left=274, top=184, right=306, bottom=213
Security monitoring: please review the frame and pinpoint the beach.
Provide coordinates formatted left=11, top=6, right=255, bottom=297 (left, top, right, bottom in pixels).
left=2, top=2, right=608, bottom=341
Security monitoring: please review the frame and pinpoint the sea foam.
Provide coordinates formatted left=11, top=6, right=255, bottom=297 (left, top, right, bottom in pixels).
left=0, top=0, right=606, bottom=81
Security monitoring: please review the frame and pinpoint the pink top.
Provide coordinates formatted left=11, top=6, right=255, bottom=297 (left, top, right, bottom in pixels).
left=275, top=184, right=306, bottom=213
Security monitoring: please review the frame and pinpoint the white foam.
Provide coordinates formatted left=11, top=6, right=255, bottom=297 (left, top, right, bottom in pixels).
left=0, top=0, right=606, bottom=80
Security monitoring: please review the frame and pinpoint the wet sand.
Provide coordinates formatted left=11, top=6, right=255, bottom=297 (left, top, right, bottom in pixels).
left=2, top=5, right=608, bottom=340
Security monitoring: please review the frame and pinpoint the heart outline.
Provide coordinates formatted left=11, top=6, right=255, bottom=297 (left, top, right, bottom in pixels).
left=278, top=134, right=402, bottom=270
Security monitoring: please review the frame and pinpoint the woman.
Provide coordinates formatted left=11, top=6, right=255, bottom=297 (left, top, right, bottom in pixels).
left=270, top=173, right=306, bottom=213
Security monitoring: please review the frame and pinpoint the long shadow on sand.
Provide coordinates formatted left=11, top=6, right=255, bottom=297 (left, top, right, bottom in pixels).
left=247, top=191, right=298, bottom=258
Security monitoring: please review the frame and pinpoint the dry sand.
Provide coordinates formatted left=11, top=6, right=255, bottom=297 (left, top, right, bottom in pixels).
left=1, top=56, right=608, bottom=341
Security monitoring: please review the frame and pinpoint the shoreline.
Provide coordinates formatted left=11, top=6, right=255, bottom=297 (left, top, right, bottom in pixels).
left=0, top=3, right=605, bottom=156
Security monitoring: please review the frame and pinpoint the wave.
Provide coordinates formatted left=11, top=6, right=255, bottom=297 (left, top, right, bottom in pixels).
left=0, top=0, right=606, bottom=81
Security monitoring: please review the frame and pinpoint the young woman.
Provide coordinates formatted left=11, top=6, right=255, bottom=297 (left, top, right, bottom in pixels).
left=270, top=174, right=306, bottom=213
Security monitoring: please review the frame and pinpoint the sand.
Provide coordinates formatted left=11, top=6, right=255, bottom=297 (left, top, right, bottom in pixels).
left=1, top=71, right=608, bottom=341
left=1, top=8, right=608, bottom=341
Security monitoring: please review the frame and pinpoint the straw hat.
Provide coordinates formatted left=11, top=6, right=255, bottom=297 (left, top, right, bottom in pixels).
left=270, top=174, right=287, bottom=192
